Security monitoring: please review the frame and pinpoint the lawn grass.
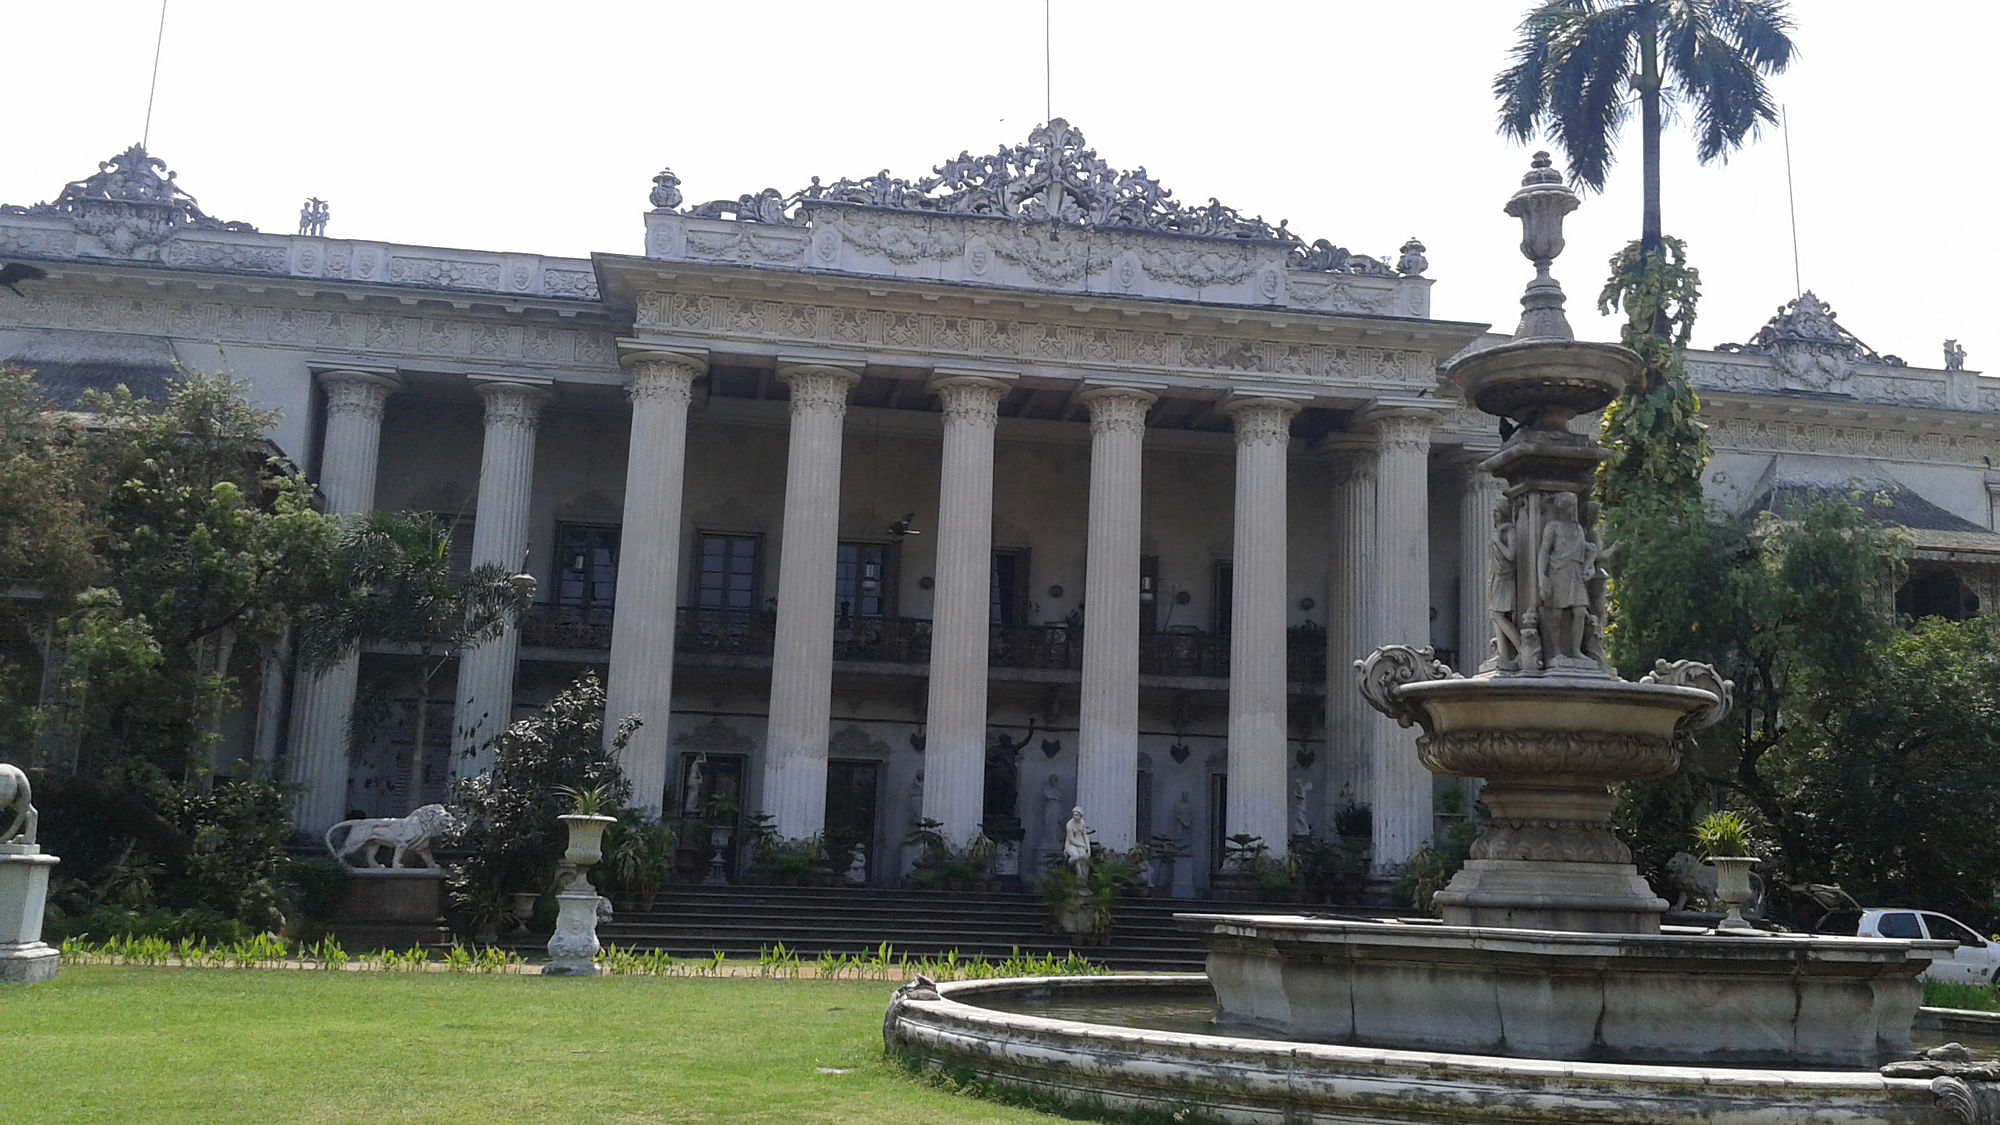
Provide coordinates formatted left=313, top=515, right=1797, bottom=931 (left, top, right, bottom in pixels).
left=11, top=966, right=1064, bottom=1125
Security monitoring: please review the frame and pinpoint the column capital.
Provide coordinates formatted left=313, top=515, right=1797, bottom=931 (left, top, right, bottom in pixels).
left=618, top=341, right=708, bottom=379
left=471, top=376, right=553, bottom=432
left=930, top=372, right=1013, bottom=429
left=1358, top=400, right=1444, bottom=453
left=1221, top=394, right=1304, bottom=448
left=1079, top=384, right=1157, bottom=438
left=314, top=366, right=401, bottom=422
left=778, top=361, right=861, bottom=417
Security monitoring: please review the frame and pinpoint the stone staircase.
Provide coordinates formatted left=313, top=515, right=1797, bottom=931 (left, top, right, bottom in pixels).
left=586, top=885, right=1336, bottom=972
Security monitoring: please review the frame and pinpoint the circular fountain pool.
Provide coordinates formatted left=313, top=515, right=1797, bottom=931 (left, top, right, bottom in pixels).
left=884, top=974, right=1998, bottom=1124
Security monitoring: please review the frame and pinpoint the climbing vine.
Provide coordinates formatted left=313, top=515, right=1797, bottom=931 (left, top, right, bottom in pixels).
left=1596, top=237, right=1709, bottom=511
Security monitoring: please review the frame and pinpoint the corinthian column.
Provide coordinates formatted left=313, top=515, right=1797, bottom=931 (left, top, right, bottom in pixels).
left=922, top=372, right=1013, bottom=847
left=288, top=366, right=399, bottom=832
left=1074, top=384, right=1155, bottom=852
left=1454, top=447, right=1504, bottom=673
left=1360, top=402, right=1442, bottom=869
left=1222, top=396, right=1301, bottom=855
left=763, top=361, right=861, bottom=839
left=1323, top=440, right=1377, bottom=824
left=604, top=347, right=706, bottom=811
left=453, top=378, right=550, bottom=776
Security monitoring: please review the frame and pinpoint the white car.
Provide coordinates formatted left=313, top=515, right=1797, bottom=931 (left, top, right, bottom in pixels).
left=1814, top=908, right=2000, bottom=984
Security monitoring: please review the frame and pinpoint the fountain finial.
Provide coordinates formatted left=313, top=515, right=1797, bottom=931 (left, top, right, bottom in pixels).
left=1504, top=152, right=1580, bottom=341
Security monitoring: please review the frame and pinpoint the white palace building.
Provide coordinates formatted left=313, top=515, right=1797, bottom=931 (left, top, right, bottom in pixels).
left=3, top=127, right=1994, bottom=890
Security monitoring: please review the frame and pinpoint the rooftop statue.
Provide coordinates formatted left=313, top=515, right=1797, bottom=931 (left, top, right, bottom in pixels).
left=671, top=120, right=1417, bottom=277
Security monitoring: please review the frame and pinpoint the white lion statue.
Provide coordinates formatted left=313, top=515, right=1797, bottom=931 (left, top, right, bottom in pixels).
left=325, top=804, right=453, bottom=869
left=0, top=763, right=35, bottom=845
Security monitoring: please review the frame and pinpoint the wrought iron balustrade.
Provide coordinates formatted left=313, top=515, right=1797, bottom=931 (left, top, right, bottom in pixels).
left=675, top=608, right=777, bottom=657
left=1140, top=628, right=1229, bottom=677
left=520, top=605, right=615, bottom=650
left=988, top=624, right=1083, bottom=670
left=831, top=615, right=932, bottom=663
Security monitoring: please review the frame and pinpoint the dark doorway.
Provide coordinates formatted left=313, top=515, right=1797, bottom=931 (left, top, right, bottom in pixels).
left=825, top=760, right=880, bottom=882
left=678, top=752, right=746, bottom=879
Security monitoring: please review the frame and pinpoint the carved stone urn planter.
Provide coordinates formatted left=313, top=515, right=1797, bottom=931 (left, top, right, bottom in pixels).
left=544, top=813, right=616, bottom=977
left=1706, top=856, right=1758, bottom=931
left=559, top=813, right=616, bottom=867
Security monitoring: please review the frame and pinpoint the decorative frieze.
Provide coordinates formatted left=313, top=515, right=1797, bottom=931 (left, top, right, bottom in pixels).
left=1706, top=414, right=1985, bottom=466
left=635, top=290, right=1431, bottom=385
left=0, top=290, right=618, bottom=375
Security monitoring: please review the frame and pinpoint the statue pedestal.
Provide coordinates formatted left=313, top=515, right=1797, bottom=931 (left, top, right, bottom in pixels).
left=0, top=843, right=60, bottom=984
left=331, top=869, right=448, bottom=951
left=542, top=891, right=602, bottom=976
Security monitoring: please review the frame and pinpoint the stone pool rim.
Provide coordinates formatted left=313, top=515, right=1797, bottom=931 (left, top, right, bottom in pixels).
left=885, top=973, right=1973, bottom=1124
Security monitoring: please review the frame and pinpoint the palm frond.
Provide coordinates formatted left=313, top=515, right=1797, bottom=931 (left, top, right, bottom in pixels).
left=1546, top=4, right=1643, bottom=190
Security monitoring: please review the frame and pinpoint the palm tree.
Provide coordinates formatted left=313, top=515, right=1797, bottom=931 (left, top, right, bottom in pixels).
left=1495, top=0, right=1796, bottom=252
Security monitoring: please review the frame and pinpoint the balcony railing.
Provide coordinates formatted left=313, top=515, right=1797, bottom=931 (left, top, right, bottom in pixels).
left=520, top=605, right=614, bottom=650
left=521, top=604, right=1365, bottom=684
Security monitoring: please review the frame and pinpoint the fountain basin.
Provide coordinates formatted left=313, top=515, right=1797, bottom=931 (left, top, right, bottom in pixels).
left=1182, top=914, right=1952, bottom=1068
left=884, top=974, right=1965, bottom=1124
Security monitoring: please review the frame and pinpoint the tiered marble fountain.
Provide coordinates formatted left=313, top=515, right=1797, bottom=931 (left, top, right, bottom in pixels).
left=884, top=157, right=1988, bottom=1125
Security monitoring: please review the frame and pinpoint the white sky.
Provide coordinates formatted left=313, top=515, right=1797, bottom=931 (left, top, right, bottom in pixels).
left=3, top=1, right=1990, bottom=369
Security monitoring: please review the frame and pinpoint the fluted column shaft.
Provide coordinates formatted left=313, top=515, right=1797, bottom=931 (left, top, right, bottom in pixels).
left=763, top=364, right=860, bottom=839
left=1324, top=443, right=1378, bottom=823
left=1223, top=397, right=1299, bottom=855
left=1362, top=405, right=1440, bottom=869
left=288, top=368, right=398, bottom=832
left=453, top=379, right=549, bottom=775
left=604, top=350, right=705, bottom=811
left=1455, top=450, right=1505, bottom=672
left=1075, top=386, right=1155, bottom=852
left=922, top=375, right=1011, bottom=847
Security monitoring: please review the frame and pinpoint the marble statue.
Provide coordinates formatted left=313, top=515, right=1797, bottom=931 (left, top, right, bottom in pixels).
left=1946, top=339, right=1967, bottom=371
left=1041, top=774, right=1064, bottom=850
left=0, top=764, right=36, bottom=845
left=682, top=753, right=706, bottom=816
left=1172, top=790, right=1194, bottom=846
left=1486, top=505, right=1521, bottom=671
left=325, top=803, right=452, bottom=869
left=907, top=770, right=924, bottom=825
left=1063, top=807, right=1092, bottom=876
left=1539, top=492, right=1597, bottom=662
left=1291, top=779, right=1313, bottom=839
left=846, top=844, right=868, bottom=886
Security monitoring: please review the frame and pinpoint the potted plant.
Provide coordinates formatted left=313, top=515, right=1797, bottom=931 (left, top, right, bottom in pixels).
left=1145, top=834, right=1188, bottom=894
left=555, top=784, right=618, bottom=867
left=1693, top=810, right=1761, bottom=931
left=1214, top=833, right=1271, bottom=902
left=603, top=811, right=676, bottom=911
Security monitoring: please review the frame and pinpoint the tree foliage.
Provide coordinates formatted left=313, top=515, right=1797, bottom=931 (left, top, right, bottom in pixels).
left=1598, top=491, right=2000, bottom=925
left=2, top=369, right=349, bottom=930
left=299, top=509, right=530, bottom=793
left=1597, top=238, right=1710, bottom=509
left=447, top=675, right=636, bottom=924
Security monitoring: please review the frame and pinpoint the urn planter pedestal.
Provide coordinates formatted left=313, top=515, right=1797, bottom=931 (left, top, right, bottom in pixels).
left=544, top=813, right=615, bottom=977
left=1707, top=856, right=1759, bottom=931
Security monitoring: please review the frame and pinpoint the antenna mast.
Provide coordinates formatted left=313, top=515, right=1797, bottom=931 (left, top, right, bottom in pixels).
left=1044, top=0, right=1052, bottom=124
left=1782, top=104, right=1802, bottom=298
left=142, top=1, right=169, bottom=148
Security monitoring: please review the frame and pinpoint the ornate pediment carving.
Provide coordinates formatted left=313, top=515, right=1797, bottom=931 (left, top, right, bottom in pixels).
left=1715, top=292, right=1904, bottom=395
left=1, top=144, right=254, bottom=260
left=671, top=120, right=1411, bottom=277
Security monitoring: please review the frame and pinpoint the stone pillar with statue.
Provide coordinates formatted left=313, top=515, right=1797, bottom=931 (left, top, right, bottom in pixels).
left=0, top=763, right=58, bottom=983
